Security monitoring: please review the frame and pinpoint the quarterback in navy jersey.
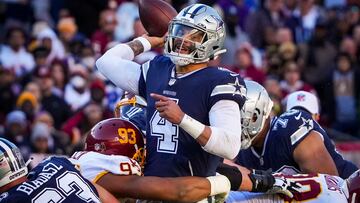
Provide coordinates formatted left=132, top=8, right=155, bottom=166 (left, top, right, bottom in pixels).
left=97, top=3, right=246, bottom=178
left=236, top=82, right=358, bottom=179
left=0, top=138, right=118, bottom=203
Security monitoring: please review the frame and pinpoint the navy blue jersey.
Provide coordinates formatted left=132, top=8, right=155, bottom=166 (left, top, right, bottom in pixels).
left=236, top=108, right=358, bottom=179
left=121, top=105, right=147, bottom=136
left=0, top=156, right=100, bottom=203
left=139, top=55, right=246, bottom=177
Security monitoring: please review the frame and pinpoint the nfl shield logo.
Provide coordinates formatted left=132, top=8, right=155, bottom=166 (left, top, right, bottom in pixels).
left=297, top=94, right=306, bottom=101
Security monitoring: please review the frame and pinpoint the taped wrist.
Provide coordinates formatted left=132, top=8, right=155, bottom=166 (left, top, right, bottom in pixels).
left=134, top=37, right=151, bottom=52
left=249, top=170, right=275, bottom=192
left=216, top=163, right=242, bottom=191
left=206, top=175, right=231, bottom=196
left=179, top=114, right=205, bottom=139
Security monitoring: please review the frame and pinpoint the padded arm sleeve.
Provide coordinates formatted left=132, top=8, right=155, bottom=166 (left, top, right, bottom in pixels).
left=96, top=44, right=141, bottom=95
left=203, top=100, right=242, bottom=159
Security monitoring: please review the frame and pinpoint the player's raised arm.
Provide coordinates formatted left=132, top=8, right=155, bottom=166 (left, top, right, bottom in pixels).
left=95, top=35, right=164, bottom=95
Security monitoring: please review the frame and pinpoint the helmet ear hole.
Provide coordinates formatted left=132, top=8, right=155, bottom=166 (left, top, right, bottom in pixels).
left=252, top=113, right=258, bottom=122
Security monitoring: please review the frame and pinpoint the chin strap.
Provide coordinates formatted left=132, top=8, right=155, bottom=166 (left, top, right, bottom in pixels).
left=212, top=49, right=227, bottom=59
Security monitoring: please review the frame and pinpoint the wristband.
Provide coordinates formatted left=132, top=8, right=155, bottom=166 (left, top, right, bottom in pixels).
left=134, top=37, right=151, bottom=52
left=206, top=175, right=231, bottom=196
left=216, top=163, right=242, bottom=191
left=179, top=114, right=205, bottom=139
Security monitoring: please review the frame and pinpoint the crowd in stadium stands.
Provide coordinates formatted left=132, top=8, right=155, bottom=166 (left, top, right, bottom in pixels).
left=0, top=0, right=359, bottom=163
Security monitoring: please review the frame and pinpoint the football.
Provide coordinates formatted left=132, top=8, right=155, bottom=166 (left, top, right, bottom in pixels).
left=138, top=0, right=178, bottom=37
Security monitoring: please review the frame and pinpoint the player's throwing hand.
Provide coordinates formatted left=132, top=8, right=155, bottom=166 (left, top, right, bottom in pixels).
left=151, top=93, right=185, bottom=124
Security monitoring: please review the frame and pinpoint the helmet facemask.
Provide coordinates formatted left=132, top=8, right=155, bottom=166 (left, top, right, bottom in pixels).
left=0, top=144, right=28, bottom=187
left=165, top=22, right=207, bottom=66
left=240, top=81, right=273, bottom=149
left=165, top=21, right=224, bottom=66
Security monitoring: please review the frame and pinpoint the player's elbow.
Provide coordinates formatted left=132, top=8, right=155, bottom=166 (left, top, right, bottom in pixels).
left=216, top=129, right=241, bottom=160
left=223, top=142, right=241, bottom=160
left=95, top=54, right=109, bottom=74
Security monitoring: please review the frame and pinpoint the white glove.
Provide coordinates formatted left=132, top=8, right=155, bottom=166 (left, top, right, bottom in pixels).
left=266, top=175, right=302, bottom=198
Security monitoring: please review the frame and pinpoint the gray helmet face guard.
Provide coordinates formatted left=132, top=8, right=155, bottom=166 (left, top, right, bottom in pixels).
left=0, top=138, right=28, bottom=187
left=166, top=22, right=208, bottom=64
left=240, top=81, right=273, bottom=149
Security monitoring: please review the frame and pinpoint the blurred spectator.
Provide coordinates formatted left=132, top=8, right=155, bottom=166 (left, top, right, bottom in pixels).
left=328, top=9, right=352, bottom=46
left=89, top=79, right=114, bottom=118
left=2, top=0, right=34, bottom=32
left=218, top=0, right=250, bottom=31
left=340, top=37, right=359, bottom=64
left=64, top=65, right=90, bottom=111
left=64, top=0, right=108, bottom=37
left=286, top=0, right=325, bottom=43
left=1, top=110, right=31, bottom=159
left=245, top=0, right=287, bottom=48
left=79, top=44, right=96, bottom=71
left=279, top=61, right=316, bottom=97
left=90, top=79, right=106, bottom=105
left=115, top=1, right=139, bottom=42
left=29, top=121, right=55, bottom=168
left=263, top=77, right=283, bottom=116
left=283, top=0, right=297, bottom=16
left=34, top=66, right=72, bottom=129
left=0, top=68, right=20, bottom=122
left=298, top=19, right=337, bottom=101
left=36, top=27, right=66, bottom=63
left=30, top=122, right=54, bottom=154
left=105, top=82, right=124, bottom=111
left=347, top=5, right=360, bottom=31
left=34, top=112, right=71, bottom=155
left=278, top=42, right=298, bottom=64
left=32, top=0, right=54, bottom=26
left=50, top=60, right=69, bottom=96
left=0, top=27, right=35, bottom=77
left=32, top=46, right=50, bottom=67
left=57, top=17, right=84, bottom=55
left=326, top=52, right=360, bottom=135
left=24, top=81, right=42, bottom=103
left=275, top=27, right=293, bottom=44
left=91, top=9, right=117, bottom=55
left=61, top=102, right=111, bottom=144
left=229, top=46, right=266, bottom=84
left=353, top=24, right=360, bottom=45
left=16, top=91, right=40, bottom=122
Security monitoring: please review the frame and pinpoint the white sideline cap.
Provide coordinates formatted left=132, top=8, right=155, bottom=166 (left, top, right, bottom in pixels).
left=286, top=91, right=319, bottom=115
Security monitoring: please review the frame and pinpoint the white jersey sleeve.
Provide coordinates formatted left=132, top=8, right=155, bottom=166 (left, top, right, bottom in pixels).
left=69, top=151, right=142, bottom=183
left=96, top=44, right=142, bottom=95
left=227, top=174, right=348, bottom=203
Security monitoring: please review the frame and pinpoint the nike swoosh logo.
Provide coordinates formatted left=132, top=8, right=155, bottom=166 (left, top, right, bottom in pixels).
left=295, top=112, right=302, bottom=120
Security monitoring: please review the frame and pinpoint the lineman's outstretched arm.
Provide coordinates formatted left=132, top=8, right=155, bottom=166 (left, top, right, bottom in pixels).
left=93, top=182, right=120, bottom=203
left=217, top=163, right=301, bottom=198
left=96, top=173, right=229, bottom=202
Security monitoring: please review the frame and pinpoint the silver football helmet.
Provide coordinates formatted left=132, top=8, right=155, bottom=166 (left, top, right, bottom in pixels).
left=164, top=4, right=226, bottom=66
left=241, top=80, right=273, bottom=149
left=0, top=138, right=28, bottom=187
